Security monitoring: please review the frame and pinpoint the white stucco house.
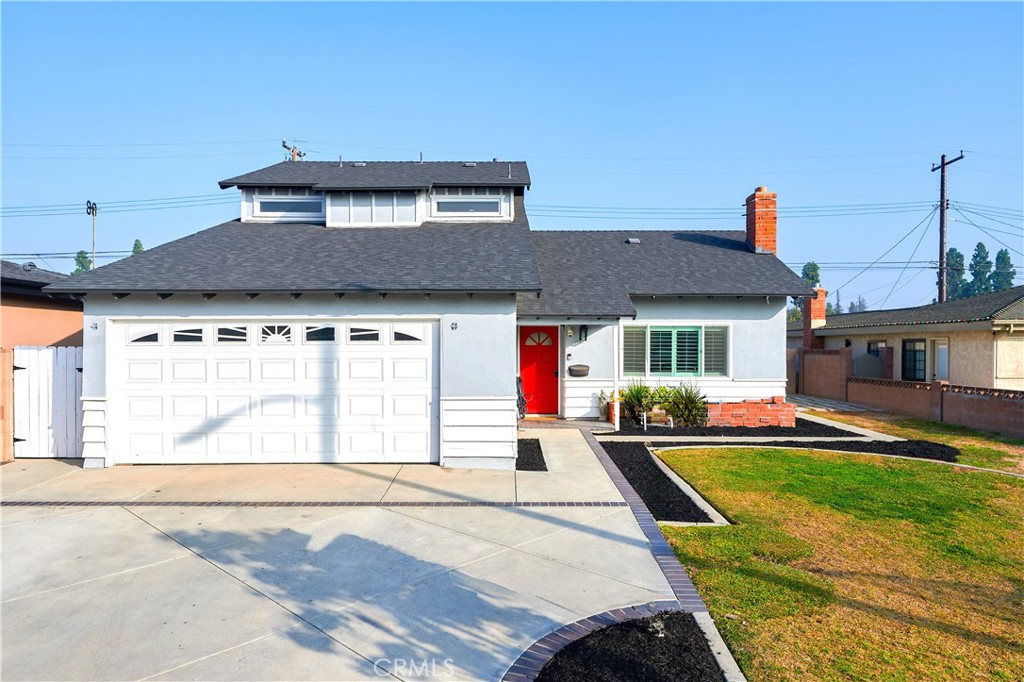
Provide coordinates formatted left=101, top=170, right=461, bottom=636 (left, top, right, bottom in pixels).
left=49, top=160, right=811, bottom=470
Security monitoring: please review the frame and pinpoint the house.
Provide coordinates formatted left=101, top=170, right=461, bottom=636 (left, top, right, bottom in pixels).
left=1, top=260, right=83, bottom=348
left=789, top=285, right=1024, bottom=389
left=47, top=161, right=811, bottom=469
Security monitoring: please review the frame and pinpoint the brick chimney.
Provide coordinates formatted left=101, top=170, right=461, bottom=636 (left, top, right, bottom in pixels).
left=745, top=186, right=778, bottom=254
left=803, top=287, right=827, bottom=349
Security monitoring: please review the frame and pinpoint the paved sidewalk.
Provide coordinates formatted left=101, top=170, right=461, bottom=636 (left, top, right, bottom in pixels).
left=1, top=430, right=674, bottom=682
left=788, top=394, right=885, bottom=412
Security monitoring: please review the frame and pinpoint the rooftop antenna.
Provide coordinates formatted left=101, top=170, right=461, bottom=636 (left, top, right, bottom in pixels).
left=281, top=140, right=306, bottom=162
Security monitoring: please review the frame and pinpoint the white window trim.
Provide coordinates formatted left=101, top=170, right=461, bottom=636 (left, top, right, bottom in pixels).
left=215, top=324, right=250, bottom=345
left=618, top=322, right=733, bottom=381
left=429, top=187, right=512, bottom=221
left=301, top=324, right=338, bottom=344
left=251, top=193, right=326, bottom=222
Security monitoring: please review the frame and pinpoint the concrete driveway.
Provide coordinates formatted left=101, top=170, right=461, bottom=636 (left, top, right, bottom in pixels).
left=1, top=429, right=674, bottom=681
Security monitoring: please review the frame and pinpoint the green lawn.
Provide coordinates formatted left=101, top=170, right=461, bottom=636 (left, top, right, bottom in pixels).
left=658, top=446, right=1024, bottom=682
left=804, top=409, right=1024, bottom=474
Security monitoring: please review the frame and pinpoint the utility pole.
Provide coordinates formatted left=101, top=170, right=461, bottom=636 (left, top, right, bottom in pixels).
left=86, top=201, right=98, bottom=270
left=931, top=151, right=964, bottom=302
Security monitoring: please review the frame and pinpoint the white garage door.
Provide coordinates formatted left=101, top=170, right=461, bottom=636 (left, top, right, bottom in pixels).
left=109, top=319, right=439, bottom=464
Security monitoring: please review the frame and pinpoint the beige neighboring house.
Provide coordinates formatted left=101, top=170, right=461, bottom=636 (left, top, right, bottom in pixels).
left=789, top=285, right=1024, bottom=390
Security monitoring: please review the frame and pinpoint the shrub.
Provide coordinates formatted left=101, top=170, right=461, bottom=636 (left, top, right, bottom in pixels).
left=661, top=382, right=709, bottom=427
left=621, top=380, right=655, bottom=427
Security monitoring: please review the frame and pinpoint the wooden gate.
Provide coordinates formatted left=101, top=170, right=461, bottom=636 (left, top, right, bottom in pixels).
left=13, top=346, right=84, bottom=458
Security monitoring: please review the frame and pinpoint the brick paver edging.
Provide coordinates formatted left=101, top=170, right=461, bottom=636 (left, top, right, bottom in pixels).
left=501, top=600, right=682, bottom=681
left=0, top=500, right=630, bottom=508
left=581, top=430, right=708, bottom=613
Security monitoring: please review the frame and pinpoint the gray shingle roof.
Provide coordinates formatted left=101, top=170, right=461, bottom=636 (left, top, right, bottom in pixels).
left=790, top=286, right=1024, bottom=332
left=219, top=161, right=531, bottom=191
left=517, top=231, right=813, bottom=318
left=46, top=198, right=540, bottom=294
left=2, top=260, right=69, bottom=286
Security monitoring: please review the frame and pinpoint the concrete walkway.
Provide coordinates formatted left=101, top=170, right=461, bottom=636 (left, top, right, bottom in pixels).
left=788, top=394, right=884, bottom=412
left=1, top=430, right=673, bottom=681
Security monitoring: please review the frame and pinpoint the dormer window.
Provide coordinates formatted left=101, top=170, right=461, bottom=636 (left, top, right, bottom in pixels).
left=431, top=187, right=510, bottom=219
left=245, top=187, right=326, bottom=222
left=328, top=191, right=417, bottom=226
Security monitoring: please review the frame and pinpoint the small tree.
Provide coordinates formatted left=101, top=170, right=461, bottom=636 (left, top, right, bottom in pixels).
left=793, top=262, right=821, bottom=310
left=132, top=239, right=145, bottom=255
left=70, top=250, right=92, bottom=276
left=967, top=242, right=993, bottom=297
left=990, top=248, right=1016, bottom=291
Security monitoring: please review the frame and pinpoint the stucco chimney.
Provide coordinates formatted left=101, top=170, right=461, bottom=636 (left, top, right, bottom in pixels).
left=803, top=287, right=827, bottom=349
left=745, top=186, right=778, bottom=254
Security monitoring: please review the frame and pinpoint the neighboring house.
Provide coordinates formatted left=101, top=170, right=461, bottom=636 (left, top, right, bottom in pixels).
left=1, top=260, right=83, bottom=348
left=48, top=162, right=810, bottom=469
left=789, top=286, right=1024, bottom=389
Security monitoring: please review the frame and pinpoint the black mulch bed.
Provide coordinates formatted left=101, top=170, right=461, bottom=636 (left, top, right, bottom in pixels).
left=535, top=612, right=723, bottom=682
left=517, top=439, right=548, bottom=471
left=606, top=415, right=857, bottom=437
left=650, top=439, right=960, bottom=462
left=601, top=442, right=711, bottom=522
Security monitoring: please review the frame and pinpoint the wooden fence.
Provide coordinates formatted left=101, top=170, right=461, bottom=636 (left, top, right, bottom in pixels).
left=12, top=346, right=84, bottom=458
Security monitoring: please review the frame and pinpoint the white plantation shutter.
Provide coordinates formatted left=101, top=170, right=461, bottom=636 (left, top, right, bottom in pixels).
left=703, top=327, right=727, bottom=376
left=623, top=327, right=647, bottom=375
left=674, top=328, right=700, bottom=375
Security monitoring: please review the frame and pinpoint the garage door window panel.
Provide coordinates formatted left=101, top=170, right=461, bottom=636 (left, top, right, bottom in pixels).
left=217, top=326, right=249, bottom=344
left=172, top=327, right=205, bottom=344
left=349, top=325, right=381, bottom=343
left=260, top=325, right=293, bottom=345
left=304, top=325, right=337, bottom=343
left=128, top=326, right=161, bottom=345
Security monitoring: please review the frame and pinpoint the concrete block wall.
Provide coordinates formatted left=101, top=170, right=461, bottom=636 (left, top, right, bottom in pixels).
left=847, top=378, right=940, bottom=421
left=942, top=388, right=1024, bottom=439
left=799, top=348, right=852, bottom=401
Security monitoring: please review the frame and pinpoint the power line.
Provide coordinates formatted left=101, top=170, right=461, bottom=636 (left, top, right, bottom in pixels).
left=830, top=207, right=939, bottom=300
left=2, top=139, right=278, bottom=148
left=953, top=205, right=1024, bottom=232
left=881, top=208, right=936, bottom=308
left=2, top=198, right=237, bottom=218
left=951, top=207, right=1024, bottom=257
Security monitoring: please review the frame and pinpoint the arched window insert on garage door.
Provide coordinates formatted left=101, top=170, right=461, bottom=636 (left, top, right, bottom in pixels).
left=260, top=325, right=293, bottom=344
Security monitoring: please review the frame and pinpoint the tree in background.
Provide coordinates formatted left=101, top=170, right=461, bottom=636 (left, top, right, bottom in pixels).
left=847, top=295, right=869, bottom=313
left=70, top=250, right=92, bottom=276
left=132, top=239, right=145, bottom=255
left=786, top=307, right=803, bottom=323
left=967, top=242, right=993, bottom=297
left=833, top=290, right=844, bottom=315
left=942, top=247, right=968, bottom=300
left=790, top=261, right=821, bottom=318
left=990, top=248, right=1016, bottom=292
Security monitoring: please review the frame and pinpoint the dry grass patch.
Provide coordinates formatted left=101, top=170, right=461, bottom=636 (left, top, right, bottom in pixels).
left=659, top=447, right=1024, bottom=681
left=805, top=409, right=1024, bottom=474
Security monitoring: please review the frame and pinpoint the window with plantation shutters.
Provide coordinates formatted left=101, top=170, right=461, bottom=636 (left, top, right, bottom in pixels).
left=622, top=325, right=730, bottom=378
left=623, top=327, right=647, bottom=375
left=703, top=327, right=727, bottom=376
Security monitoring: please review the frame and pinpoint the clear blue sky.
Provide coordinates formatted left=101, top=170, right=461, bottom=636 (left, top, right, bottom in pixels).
left=3, top=2, right=1021, bottom=310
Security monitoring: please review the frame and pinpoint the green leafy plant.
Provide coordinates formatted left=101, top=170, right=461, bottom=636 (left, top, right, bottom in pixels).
left=620, top=380, right=655, bottom=427
left=661, top=382, right=709, bottom=427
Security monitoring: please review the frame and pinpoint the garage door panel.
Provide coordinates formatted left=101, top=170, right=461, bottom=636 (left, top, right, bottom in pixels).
left=215, top=359, right=250, bottom=382
left=170, top=360, right=206, bottom=382
left=216, top=433, right=252, bottom=457
left=304, top=360, right=339, bottom=381
left=259, top=359, right=295, bottom=381
left=171, top=396, right=207, bottom=419
left=128, top=396, right=162, bottom=419
left=127, top=360, right=162, bottom=383
left=348, top=358, right=383, bottom=381
left=113, top=319, right=438, bottom=464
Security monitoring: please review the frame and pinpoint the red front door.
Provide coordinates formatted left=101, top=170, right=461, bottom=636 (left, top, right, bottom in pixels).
left=519, top=326, right=559, bottom=415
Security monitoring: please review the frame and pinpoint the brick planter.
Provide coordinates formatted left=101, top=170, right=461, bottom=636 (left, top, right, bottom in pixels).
left=707, top=396, right=796, bottom=427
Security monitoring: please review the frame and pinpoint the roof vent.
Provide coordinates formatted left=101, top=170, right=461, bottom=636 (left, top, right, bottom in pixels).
left=625, top=238, right=641, bottom=245
left=22, top=262, right=38, bottom=271
left=353, top=162, right=367, bottom=167
left=463, top=162, right=477, bottom=167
